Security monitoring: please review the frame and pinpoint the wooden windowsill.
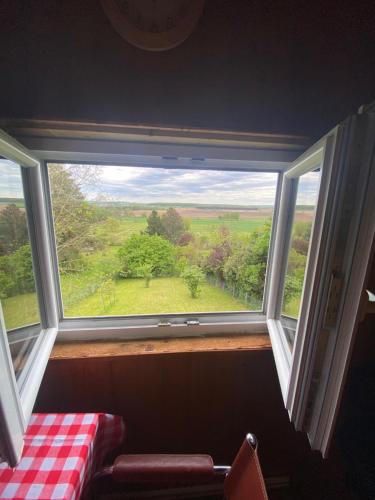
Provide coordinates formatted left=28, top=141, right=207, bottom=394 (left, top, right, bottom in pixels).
left=50, top=334, right=271, bottom=360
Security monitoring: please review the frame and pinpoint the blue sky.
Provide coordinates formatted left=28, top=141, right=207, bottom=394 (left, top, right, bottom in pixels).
left=0, top=162, right=320, bottom=206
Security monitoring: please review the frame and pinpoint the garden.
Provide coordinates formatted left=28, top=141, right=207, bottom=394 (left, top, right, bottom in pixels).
left=0, top=164, right=312, bottom=329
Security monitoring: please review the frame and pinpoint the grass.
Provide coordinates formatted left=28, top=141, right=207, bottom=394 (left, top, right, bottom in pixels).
left=64, top=277, right=256, bottom=317
left=283, top=296, right=301, bottom=318
left=2, top=292, right=40, bottom=330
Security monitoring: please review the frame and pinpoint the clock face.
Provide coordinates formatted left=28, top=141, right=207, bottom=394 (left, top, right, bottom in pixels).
left=101, top=0, right=205, bottom=51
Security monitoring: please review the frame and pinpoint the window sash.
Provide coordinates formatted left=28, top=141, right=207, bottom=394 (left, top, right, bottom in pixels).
left=0, top=130, right=58, bottom=466
left=42, top=161, right=282, bottom=340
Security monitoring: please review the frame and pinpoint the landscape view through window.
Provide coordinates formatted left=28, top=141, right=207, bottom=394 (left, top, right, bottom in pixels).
left=46, top=164, right=316, bottom=318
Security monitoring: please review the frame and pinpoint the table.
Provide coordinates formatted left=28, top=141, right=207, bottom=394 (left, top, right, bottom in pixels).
left=0, top=413, right=125, bottom=500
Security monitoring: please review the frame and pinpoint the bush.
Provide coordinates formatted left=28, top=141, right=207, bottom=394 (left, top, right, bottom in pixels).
left=118, top=234, right=175, bottom=278
left=0, top=244, right=35, bottom=298
left=181, top=266, right=205, bottom=298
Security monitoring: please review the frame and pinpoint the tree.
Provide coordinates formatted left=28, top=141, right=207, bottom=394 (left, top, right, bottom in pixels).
left=145, top=210, right=164, bottom=236
left=118, top=234, right=175, bottom=278
left=181, top=266, right=205, bottom=298
left=48, top=164, right=103, bottom=268
left=223, top=220, right=272, bottom=301
left=161, top=208, right=185, bottom=244
left=0, top=244, right=35, bottom=298
left=0, top=204, right=28, bottom=256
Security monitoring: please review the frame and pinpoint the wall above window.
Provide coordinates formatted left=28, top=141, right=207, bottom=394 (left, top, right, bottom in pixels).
left=1, top=1, right=374, bottom=137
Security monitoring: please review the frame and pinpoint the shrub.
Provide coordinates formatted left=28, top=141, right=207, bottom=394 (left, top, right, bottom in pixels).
left=118, top=234, right=175, bottom=278
left=181, top=266, right=205, bottom=298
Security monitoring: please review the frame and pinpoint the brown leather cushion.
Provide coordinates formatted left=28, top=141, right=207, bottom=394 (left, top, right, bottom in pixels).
left=112, top=454, right=214, bottom=483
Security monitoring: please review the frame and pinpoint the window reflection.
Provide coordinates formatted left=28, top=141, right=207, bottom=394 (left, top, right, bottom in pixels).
left=281, top=170, right=321, bottom=350
left=0, top=160, right=40, bottom=379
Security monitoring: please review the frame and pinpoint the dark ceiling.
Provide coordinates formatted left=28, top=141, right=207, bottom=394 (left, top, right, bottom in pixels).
left=1, top=0, right=375, bottom=138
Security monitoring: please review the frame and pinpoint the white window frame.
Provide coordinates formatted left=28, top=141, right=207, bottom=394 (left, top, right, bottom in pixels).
left=0, top=111, right=373, bottom=461
left=266, top=128, right=339, bottom=403
left=266, top=111, right=375, bottom=456
left=0, top=131, right=58, bottom=466
left=21, top=122, right=305, bottom=342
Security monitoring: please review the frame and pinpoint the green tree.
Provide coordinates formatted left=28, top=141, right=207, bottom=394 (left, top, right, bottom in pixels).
left=161, top=208, right=185, bottom=244
left=224, top=220, right=272, bottom=301
left=0, top=204, right=28, bottom=256
left=145, top=210, right=164, bottom=236
left=0, top=244, right=35, bottom=298
left=48, top=164, right=102, bottom=268
left=118, top=234, right=175, bottom=278
left=181, top=266, right=205, bottom=298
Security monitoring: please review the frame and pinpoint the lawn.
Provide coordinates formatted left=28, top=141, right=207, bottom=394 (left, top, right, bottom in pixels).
left=2, top=292, right=40, bottom=330
left=64, top=277, right=258, bottom=317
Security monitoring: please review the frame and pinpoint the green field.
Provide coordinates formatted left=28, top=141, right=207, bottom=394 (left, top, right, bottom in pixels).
left=64, top=276, right=256, bottom=317
left=96, top=216, right=268, bottom=243
left=2, top=292, right=40, bottom=330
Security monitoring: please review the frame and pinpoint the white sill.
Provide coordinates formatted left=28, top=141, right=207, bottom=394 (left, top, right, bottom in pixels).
left=57, top=316, right=268, bottom=342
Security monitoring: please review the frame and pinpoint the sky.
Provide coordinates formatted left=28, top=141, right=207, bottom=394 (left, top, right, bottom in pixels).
left=0, top=162, right=321, bottom=206
left=0, top=160, right=23, bottom=199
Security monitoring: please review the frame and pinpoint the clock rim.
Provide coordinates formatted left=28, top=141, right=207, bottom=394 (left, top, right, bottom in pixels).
left=101, top=0, right=205, bottom=52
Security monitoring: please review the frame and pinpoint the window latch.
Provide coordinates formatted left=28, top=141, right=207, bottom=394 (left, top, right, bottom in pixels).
left=157, top=320, right=171, bottom=327
left=185, top=319, right=200, bottom=326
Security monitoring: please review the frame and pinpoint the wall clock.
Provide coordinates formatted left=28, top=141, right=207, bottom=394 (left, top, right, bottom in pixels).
left=101, top=0, right=205, bottom=52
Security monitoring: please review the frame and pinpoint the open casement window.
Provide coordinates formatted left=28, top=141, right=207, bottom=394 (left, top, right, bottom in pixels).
left=267, top=110, right=375, bottom=456
left=0, top=131, right=58, bottom=466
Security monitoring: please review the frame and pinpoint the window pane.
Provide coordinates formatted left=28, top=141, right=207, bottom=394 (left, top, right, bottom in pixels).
left=0, top=160, right=41, bottom=378
left=48, top=164, right=278, bottom=318
left=281, top=170, right=321, bottom=349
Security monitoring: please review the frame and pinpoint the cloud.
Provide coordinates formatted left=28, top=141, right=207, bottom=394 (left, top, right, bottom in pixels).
left=62, top=164, right=320, bottom=207
left=82, top=165, right=280, bottom=205
left=0, top=160, right=24, bottom=199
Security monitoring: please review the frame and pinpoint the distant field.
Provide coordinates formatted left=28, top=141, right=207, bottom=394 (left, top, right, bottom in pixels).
left=96, top=214, right=270, bottom=242
left=64, top=277, right=255, bottom=317
left=131, top=207, right=273, bottom=219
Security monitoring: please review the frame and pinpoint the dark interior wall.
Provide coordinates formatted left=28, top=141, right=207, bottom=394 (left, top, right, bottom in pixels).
left=1, top=0, right=375, bottom=138
left=35, top=349, right=319, bottom=479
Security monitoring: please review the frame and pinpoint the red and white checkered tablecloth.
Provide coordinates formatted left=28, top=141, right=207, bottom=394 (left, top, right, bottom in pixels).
left=0, top=413, right=125, bottom=500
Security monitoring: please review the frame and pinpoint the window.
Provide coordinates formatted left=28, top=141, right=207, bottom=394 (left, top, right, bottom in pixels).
left=47, top=163, right=278, bottom=319
left=0, top=131, right=57, bottom=466
left=267, top=113, right=375, bottom=455
left=0, top=108, right=374, bottom=464
left=0, top=160, right=41, bottom=380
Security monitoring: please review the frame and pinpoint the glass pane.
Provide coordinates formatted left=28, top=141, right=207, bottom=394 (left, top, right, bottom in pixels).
left=0, top=160, right=40, bottom=379
left=48, top=163, right=278, bottom=318
left=281, top=170, right=321, bottom=349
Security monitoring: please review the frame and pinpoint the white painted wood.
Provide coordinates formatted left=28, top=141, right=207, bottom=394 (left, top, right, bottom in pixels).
left=0, top=304, right=26, bottom=466
left=0, top=130, right=39, bottom=168
left=20, top=328, right=57, bottom=422
left=267, top=319, right=290, bottom=403
left=0, top=130, right=59, bottom=465
left=307, top=113, right=375, bottom=456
